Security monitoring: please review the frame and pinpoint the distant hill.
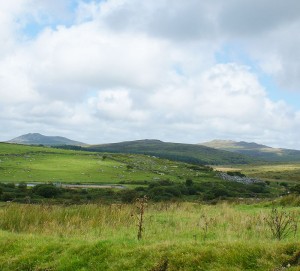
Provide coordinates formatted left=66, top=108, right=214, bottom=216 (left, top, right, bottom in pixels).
left=86, top=139, right=255, bottom=165
left=7, top=133, right=87, bottom=147
left=200, top=140, right=300, bottom=162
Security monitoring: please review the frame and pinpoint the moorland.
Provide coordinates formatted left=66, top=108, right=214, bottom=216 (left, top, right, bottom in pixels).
left=0, top=140, right=299, bottom=270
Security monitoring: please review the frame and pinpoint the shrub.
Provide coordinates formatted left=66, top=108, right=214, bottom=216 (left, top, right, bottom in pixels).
left=291, top=184, right=300, bottom=194
left=33, top=184, right=60, bottom=198
left=213, top=187, right=230, bottom=198
left=126, top=164, right=134, bottom=170
left=135, top=187, right=146, bottom=192
left=120, top=189, right=139, bottom=203
left=277, top=195, right=300, bottom=207
left=185, top=179, right=194, bottom=187
left=148, top=179, right=174, bottom=189
left=265, top=207, right=298, bottom=240
left=164, top=186, right=182, bottom=197
left=5, top=183, right=15, bottom=189
left=248, top=183, right=267, bottom=193
left=187, top=186, right=197, bottom=195
left=227, top=171, right=246, bottom=177
left=18, top=182, right=27, bottom=192
left=2, top=192, right=15, bottom=201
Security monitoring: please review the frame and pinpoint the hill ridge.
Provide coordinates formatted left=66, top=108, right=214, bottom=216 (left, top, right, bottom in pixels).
left=87, top=139, right=255, bottom=165
left=200, top=139, right=300, bottom=162
left=8, top=133, right=87, bottom=146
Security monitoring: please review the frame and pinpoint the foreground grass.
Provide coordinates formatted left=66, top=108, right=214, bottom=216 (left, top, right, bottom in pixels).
left=0, top=201, right=299, bottom=270
left=1, top=232, right=299, bottom=271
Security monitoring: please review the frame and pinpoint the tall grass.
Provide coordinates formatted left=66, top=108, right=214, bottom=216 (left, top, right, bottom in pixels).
left=0, top=202, right=300, bottom=270
left=0, top=202, right=299, bottom=242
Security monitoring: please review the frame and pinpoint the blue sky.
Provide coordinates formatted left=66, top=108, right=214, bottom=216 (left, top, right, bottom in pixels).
left=1, top=0, right=300, bottom=148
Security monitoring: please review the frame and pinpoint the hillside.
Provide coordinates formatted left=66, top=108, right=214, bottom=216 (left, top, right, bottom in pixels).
left=0, top=142, right=279, bottom=203
left=7, top=133, right=87, bottom=146
left=87, top=139, right=255, bottom=165
left=200, top=140, right=300, bottom=162
left=0, top=142, right=216, bottom=184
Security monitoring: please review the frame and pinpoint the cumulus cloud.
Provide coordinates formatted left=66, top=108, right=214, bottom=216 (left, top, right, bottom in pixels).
left=89, top=89, right=148, bottom=122
left=0, top=0, right=300, bottom=149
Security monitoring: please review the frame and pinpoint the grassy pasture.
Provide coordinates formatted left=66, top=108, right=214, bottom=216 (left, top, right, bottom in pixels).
left=0, top=143, right=215, bottom=184
left=0, top=201, right=299, bottom=270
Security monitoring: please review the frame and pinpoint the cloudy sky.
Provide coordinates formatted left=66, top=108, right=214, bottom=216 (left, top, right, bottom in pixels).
left=1, top=0, right=300, bottom=148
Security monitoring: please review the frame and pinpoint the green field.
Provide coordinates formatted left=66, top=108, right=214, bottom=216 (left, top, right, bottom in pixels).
left=0, top=143, right=216, bottom=184
left=0, top=201, right=299, bottom=270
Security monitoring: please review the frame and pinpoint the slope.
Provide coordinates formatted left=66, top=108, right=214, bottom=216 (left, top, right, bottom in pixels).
left=0, top=142, right=216, bottom=184
left=87, top=139, right=255, bottom=165
left=200, top=140, right=300, bottom=162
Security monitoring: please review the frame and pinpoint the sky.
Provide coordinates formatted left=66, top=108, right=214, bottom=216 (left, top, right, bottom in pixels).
left=1, top=0, right=300, bottom=149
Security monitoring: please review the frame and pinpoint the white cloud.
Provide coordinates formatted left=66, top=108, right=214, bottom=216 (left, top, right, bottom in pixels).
left=250, top=21, right=300, bottom=92
left=89, top=89, right=148, bottom=122
left=24, top=22, right=173, bottom=99
left=149, top=63, right=299, bottom=134
left=0, top=0, right=300, bottom=149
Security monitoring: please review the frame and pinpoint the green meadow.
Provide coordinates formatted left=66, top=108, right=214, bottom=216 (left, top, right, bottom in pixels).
left=0, top=143, right=215, bottom=184
left=0, top=201, right=300, bottom=271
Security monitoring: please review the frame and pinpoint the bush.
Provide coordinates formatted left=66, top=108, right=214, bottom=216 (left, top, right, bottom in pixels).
left=213, top=187, right=230, bottom=198
left=5, top=183, right=15, bottom=189
left=164, top=186, right=182, bottom=197
left=135, top=187, right=146, bottom=192
left=227, top=171, right=246, bottom=177
left=185, top=179, right=194, bottom=187
left=126, top=164, right=134, bottom=170
left=265, top=207, right=298, bottom=240
left=148, top=179, right=174, bottom=189
left=291, top=184, right=300, bottom=194
left=147, top=185, right=182, bottom=201
left=2, top=192, right=15, bottom=201
left=277, top=195, right=300, bottom=207
left=33, top=184, right=60, bottom=198
left=187, top=186, right=197, bottom=195
left=248, top=183, right=267, bottom=193
left=18, top=183, right=27, bottom=192
left=120, top=189, right=139, bottom=203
